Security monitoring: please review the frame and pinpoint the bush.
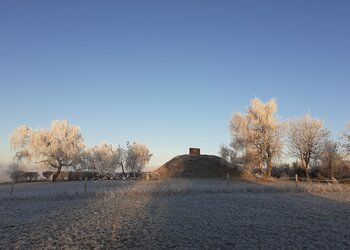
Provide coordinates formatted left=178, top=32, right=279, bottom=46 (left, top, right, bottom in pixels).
left=308, top=165, right=327, bottom=179
left=289, top=162, right=306, bottom=178
left=42, top=171, right=53, bottom=180
left=335, top=161, right=350, bottom=179
left=68, top=171, right=99, bottom=181
left=9, top=170, right=39, bottom=183
left=251, top=167, right=264, bottom=177
left=7, top=162, right=23, bottom=183
left=308, top=160, right=350, bottom=180
left=271, top=164, right=290, bottom=178
left=22, top=172, right=39, bottom=182
left=9, top=171, right=23, bottom=183
left=41, top=170, right=146, bottom=181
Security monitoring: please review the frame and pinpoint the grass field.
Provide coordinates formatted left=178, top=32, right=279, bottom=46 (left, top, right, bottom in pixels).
left=0, top=179, right=349, bottom=249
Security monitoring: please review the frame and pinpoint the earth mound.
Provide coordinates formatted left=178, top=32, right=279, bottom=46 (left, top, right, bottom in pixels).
left=153, top=154, right=241, bottom=178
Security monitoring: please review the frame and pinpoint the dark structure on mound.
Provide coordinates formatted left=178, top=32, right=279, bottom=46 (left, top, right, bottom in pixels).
left=153, top=154, right=240, bottom=178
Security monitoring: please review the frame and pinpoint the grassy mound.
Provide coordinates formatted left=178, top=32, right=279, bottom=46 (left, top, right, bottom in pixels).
left=153, top=154, right=241, bottom=179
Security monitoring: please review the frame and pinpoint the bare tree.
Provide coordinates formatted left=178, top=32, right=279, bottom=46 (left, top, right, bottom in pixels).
left=10, top=120, right=85, bottom=181
left=218, top=143, right=238, bottom=163
left=219, top=141, right=253, bottom=168
left=286, top=114, right=329, bottom=179
left=320, top=139, right=341, bottom=179
left=230, top=98, right=283, bottom=178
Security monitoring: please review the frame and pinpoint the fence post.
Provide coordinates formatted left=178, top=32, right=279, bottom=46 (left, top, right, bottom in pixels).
left=10, top=181, right=14, bottom=196
left=226, top=173, right=230, bottom=187
left=295, top=174, right=298, bottom=188
left=84, top=177, right=87, bottom=194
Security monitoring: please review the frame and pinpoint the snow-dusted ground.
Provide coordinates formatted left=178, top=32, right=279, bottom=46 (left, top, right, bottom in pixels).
left=0, top=179, right=349, bottom=249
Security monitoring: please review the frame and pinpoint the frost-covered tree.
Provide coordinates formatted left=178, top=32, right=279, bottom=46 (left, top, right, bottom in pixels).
left=343, top=123, right=350, bottom=154
left=286, top=114, right=329, bottom=179
left=10, top=120, right=85, bottom=181
left=117, top=145, right=127, bottom=174
left=230, top=98, right=283, bottom=178
left=86, top=142, right=123, bottom=174
left=125, top=142, right=152, bottom=176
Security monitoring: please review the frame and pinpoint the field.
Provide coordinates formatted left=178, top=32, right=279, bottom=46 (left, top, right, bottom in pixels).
left=0, top=179, right=350, bottom=249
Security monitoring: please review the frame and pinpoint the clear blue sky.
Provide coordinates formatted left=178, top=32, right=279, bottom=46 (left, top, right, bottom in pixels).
left=1, top=0, right=349, bottom=170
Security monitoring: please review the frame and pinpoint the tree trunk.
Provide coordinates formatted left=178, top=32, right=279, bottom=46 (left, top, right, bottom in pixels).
left=266, top=158, right=272, bottom=178
left=304, top=164, right=309, bottom=181
left=120, top=162, right=125, bottom=174
left=329, top=162, right=334, bottom=179
left=300, top=158, right=309, bottom=181
left=52, top=166, right=62, bottom=182
left=259, top=161, right=267, bottom=178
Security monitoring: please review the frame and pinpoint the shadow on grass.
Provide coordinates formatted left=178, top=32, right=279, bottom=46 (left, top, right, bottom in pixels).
left=130, top=178, right=350, bottom=249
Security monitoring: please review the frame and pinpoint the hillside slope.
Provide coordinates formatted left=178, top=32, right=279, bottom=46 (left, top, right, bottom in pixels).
left=153, top=154, right=241, bottom=178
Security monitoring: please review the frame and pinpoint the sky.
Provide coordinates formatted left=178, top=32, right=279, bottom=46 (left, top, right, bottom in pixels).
left=1, top=0, right=349, bottom=172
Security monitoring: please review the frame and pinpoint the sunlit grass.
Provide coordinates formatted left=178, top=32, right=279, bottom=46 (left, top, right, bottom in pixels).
left=1, top=179, right=349, bottom=202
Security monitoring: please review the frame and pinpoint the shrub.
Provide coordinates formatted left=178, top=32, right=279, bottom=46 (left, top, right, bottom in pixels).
left=22, top=172, right=39, bottom=182
left=289, top=162, right=306, bottom=178
left=7, top=162, right=23, bottom=183
left=252, top=167, right=264, bottom=177
left=9, top=170, right=39, bottom=183
left=335, top=161, right=350, bottom=179
left=68, top=171, right=99, bottom=181
left=42, top=171, right=53, bottom=180
left=271, top=164, right=290, bottom=178
left=308, top=164, right=337, bottom=179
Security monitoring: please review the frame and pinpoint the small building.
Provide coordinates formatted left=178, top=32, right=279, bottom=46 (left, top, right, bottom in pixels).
left=189, top=148, right=200, bottom=156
